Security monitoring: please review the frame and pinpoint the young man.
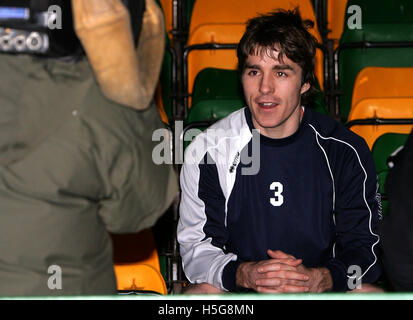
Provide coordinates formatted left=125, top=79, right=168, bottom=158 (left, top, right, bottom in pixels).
left=177, top=9, right=382, bottom=293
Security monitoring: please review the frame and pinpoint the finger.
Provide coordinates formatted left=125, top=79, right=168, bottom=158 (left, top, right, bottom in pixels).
left=262, top=257, right=302, bottom=267
left=263, top=270, right=309, bottom=282
left=256, top=277, right=309, bottom=288
left=256, top=277, right=282, bottom=287
left=257, top=259, right=303, bottom=272
left=281, top=284, right=310, bottom=293
left=257, top=263, right=296, bottom=273
left=267, top=249, right=297, bottom=260
left=267, top=250, right=302, bottom=266
left=285, top=279, right=311, bottom=287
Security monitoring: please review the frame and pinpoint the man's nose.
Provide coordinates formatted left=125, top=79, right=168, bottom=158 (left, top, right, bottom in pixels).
left=259, top=73, right=274, bottom=94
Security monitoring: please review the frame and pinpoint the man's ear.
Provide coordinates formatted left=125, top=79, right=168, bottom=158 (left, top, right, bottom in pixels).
left=300, top=82, right=310, bottom=95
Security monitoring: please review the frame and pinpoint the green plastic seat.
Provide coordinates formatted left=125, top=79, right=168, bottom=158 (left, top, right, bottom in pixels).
left=191, top=68, right=244, bottom=107
left=338, top=0, right=413, bottom=120
left=371, top=132, right=409, bottom=217
left=184, top=70, right=243, bottom=147
left=187, top=68, right=245, bottom=128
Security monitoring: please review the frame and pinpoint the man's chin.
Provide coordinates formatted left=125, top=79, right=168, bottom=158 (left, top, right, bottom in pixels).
left=253, top=121, right=281, bottom=133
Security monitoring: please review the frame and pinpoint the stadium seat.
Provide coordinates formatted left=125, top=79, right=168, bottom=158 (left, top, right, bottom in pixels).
left=347, top=67, right=413, bottom=149
left=112, top=229, right=167, bottom=294
left=114, top=263, right=167, bottom=294
left=326, top=0, right=347, bottom=48
left=188, top=68, right=244, bottom=123
left=371, top=133, right=409, bottom=217
left=351, top=67, right=413, bottom=109
left=186, top=0, right=324, bottom=108
left=337, top=0, right=413, bottom=120
left=347, top=98, right=413, bottom=150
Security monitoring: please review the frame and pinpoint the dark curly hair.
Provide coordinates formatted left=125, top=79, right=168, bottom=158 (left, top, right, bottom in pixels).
left=237, top=8, right=318, bottom=106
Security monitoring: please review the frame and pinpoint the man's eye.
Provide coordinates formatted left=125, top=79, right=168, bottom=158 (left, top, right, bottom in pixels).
left=247, top=70, right=258, bottom=76
left=277, top=72, right=286, bottom=77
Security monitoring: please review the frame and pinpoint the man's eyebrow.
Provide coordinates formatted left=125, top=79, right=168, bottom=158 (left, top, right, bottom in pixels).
left=244, top=63, right=260, bottom=69
left=244, top=63, right=295, bottom=72
left=273, top=64, right=294, bottom=72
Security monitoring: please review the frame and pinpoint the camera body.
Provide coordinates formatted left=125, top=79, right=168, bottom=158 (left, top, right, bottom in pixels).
left=0, top=0, right=145, bottom=57
left=0, top=0, right=81, bottom=56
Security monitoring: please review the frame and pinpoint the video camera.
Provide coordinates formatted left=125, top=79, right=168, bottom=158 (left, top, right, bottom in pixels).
left=0, top=0, right=81, bottom=56
left=0, top=0, right=145, bottom=57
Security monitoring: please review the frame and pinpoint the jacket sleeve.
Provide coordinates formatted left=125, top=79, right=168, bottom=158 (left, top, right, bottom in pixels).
left=94, top=107, right=179, bottom=234
left=325, top=138, right=382, bottom=292
left=177, top=151, right=239, bottom=291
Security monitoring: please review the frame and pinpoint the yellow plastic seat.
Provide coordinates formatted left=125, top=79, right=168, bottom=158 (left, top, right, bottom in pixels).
left=114, top=263, right=167, bottom=294
left=348, top=98, right=413, bottom=149
left=187, top=0, right=324, bottom=106
left=111, top=229, right=167, bottom=294
left=352, top=67, right=413, bottom=108
left=327, top=0, right=347, bottom=49
left=348, top=67, right=413, bottom=149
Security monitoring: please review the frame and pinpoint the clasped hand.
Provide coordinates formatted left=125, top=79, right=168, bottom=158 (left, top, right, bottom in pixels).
left=236, top=249, right=331, bottom=293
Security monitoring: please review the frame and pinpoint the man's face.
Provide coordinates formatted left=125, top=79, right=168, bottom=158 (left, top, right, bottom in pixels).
left=242, top=47, right=310, bottom=139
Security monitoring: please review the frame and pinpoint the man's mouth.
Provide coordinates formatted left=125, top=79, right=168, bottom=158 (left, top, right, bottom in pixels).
left=257, top=102, right=280, bottom=109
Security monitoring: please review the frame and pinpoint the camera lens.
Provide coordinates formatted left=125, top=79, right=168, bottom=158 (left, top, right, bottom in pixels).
left=26, top=32, right=43, bottom=51
left=13, top=34, right=27, bottom=52
left=0, top=34, right=12, bottom=51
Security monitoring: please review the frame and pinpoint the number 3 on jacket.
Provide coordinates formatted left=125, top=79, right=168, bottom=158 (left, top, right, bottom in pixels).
left=270, top=182, right=284, bottom=206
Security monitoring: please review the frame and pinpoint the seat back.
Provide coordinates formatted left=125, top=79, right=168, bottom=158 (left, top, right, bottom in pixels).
left=351, top=67, right=413, bottom=109
left=112, top=229, right=167, bottom=294
left=337, top=0, right=413, bottom=120
left=347, top=98, right=413, bottom=149
left=327, top=0, right=347, bottom=48
left=114, top=263, right=167, bottom=294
